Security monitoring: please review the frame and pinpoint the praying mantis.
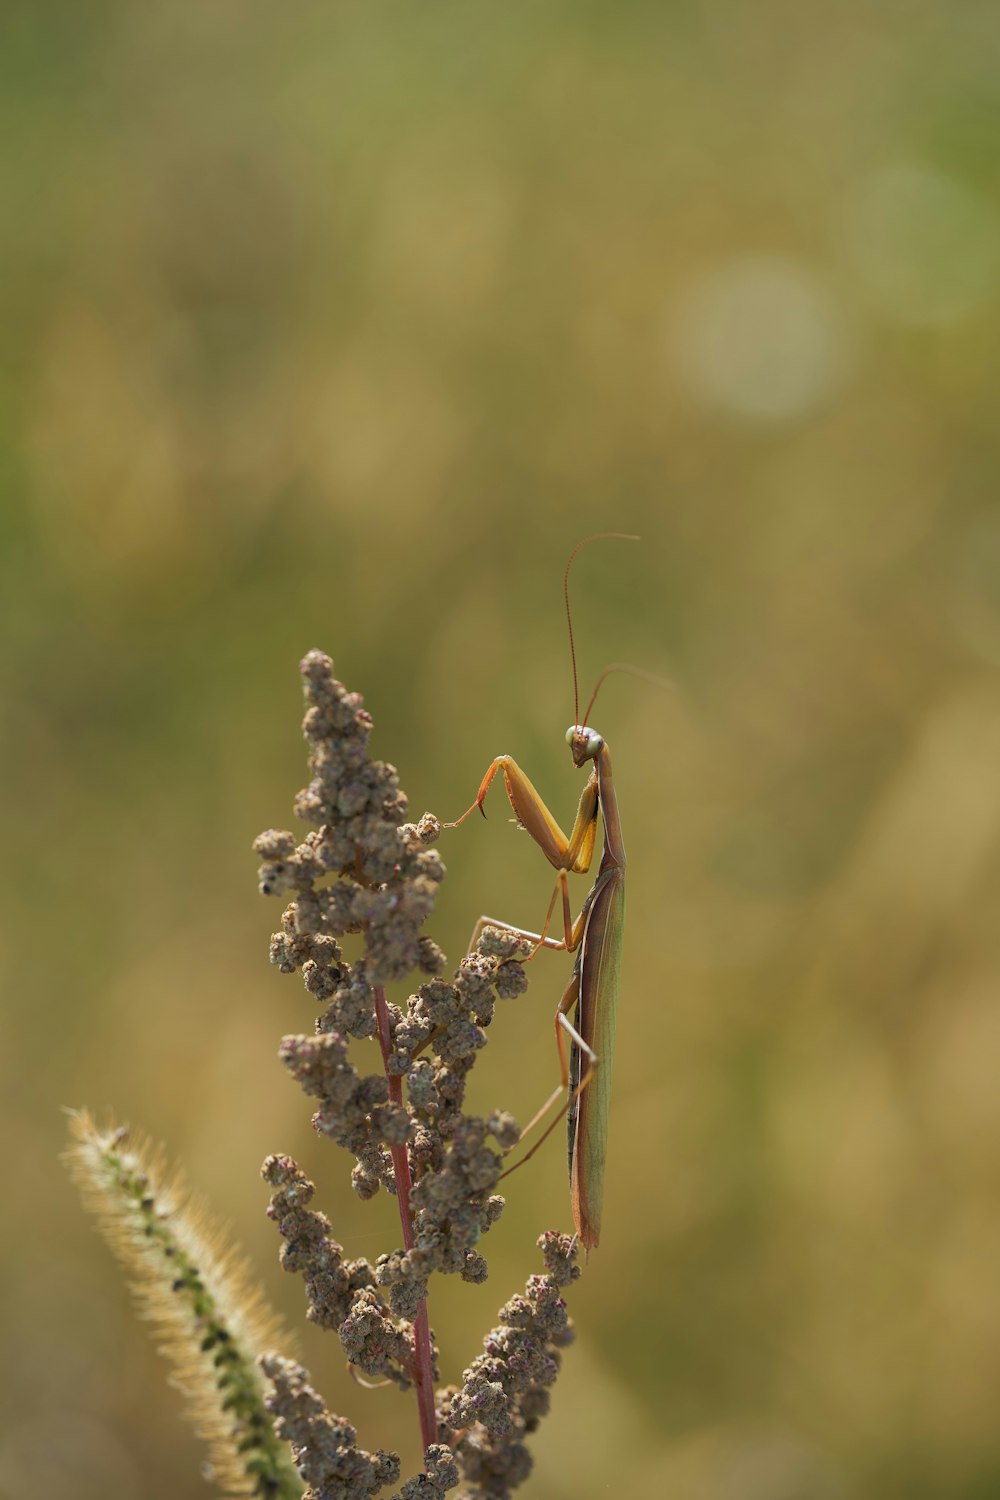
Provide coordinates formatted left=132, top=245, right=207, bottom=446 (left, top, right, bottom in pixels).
left=446, top=532, right=642, bottom=1251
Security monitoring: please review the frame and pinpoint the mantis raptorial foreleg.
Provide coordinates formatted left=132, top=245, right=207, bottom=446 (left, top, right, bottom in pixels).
left=448, top=755, right=599, bottom=951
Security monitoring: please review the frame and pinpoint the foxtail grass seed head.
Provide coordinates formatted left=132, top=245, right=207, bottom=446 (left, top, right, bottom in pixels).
left=63, top=1111, right=302, bottom=1500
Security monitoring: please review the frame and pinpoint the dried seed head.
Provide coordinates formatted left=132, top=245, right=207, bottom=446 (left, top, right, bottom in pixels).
left=261, top=1353, right=401, bottom=1498
left=255, top=656, right=581, bottom=1496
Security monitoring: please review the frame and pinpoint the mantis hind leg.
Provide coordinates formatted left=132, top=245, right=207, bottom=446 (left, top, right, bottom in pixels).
left=463, top=913, right=566, bottom=961
left=497, top=970, right=599, bottom=1182
left=465, top=870, right=585, bottom=960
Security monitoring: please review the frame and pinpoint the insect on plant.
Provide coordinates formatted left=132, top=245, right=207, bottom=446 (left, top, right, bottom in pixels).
left=446, top=532, right=650, bottom=1252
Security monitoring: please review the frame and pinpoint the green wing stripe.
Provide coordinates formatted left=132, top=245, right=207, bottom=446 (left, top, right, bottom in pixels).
left=570, top=866, right=625, bottom=1249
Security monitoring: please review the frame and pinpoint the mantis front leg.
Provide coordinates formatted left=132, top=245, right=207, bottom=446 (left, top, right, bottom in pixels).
left=446, top=754, right=600, bottom=950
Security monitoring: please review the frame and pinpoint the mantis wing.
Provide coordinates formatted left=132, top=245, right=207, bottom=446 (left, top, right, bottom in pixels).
left=568, top=863, right=625, bottom=1251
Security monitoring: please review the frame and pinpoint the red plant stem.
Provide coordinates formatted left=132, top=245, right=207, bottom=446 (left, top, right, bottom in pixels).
left=373, top=983, right=437, bottom=1457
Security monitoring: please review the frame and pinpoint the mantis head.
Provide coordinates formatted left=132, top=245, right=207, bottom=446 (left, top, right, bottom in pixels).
left=566, top=724, right=604, bottom=769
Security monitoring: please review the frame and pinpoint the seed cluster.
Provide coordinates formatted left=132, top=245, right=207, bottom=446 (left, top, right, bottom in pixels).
left=262, top=1154, right=420, bottom=1386
left=254, top=655, right=532, bottom=1289
left=440, top=1233, right=580, bottom=1499
left=254, top=653, right=579, bottom=1498
left=261, top=1354, right=402, bottom=1500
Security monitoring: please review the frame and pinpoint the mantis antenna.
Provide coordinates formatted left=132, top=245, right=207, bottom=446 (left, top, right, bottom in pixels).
left=563, top=533, right=640, bottom=729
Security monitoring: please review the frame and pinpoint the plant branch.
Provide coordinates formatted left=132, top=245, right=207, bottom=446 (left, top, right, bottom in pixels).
left=374, top=981, right=437, bottom=1456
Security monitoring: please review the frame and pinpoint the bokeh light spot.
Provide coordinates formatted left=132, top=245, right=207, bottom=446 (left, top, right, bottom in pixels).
left=670, top=253, right=849, bottom=424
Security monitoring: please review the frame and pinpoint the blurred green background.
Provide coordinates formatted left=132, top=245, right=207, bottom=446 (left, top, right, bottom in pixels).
left=3, top=3, right=1000, bottom=1497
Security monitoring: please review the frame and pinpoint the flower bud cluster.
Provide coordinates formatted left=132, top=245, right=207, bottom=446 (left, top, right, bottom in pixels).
left=255, top=654, right=531, bottom=1290
left=261, top=1353, right=401, bottom=1500
left=255, top=655, right=580, bottom=1498
left=440, top=1233, right=581, bottom=1498
left=262, top=1154, right=421, bottom=1390
left=255, top=651, right=446, bottom=990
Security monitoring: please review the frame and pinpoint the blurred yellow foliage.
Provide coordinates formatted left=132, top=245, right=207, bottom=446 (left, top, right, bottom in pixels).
left=3, top=5, right=1000, bottom=1498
